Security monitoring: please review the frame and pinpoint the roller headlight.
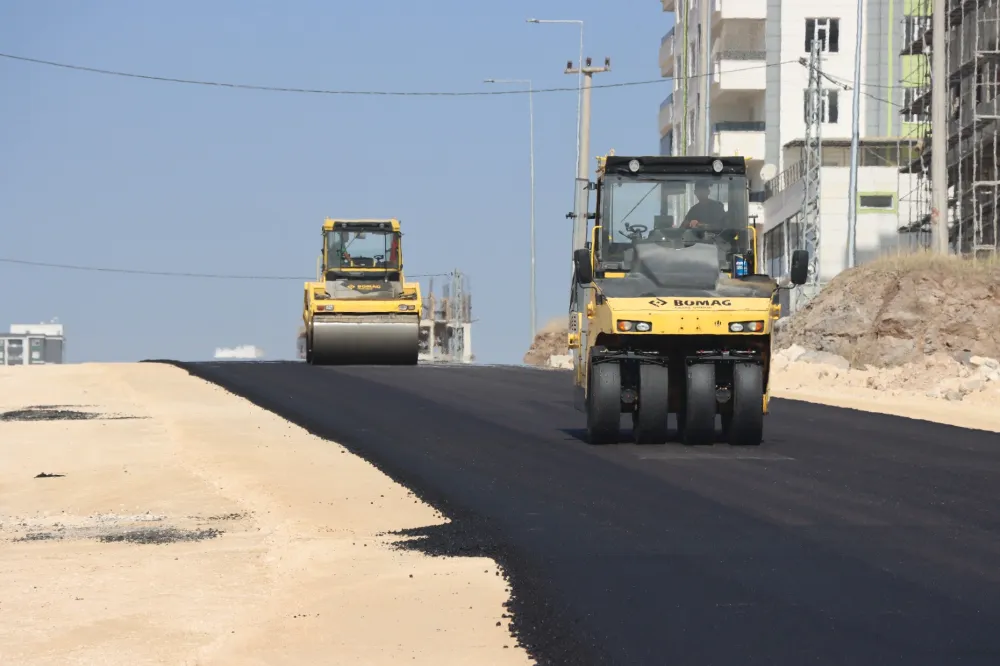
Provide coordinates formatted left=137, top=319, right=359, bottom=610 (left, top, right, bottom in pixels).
left=398, top=304, right=416, bottom=311
left=729, top=320, right=764, bottom=333
left=617, top=320, right=652, bottom=332
left=712, top=159, right=724, bottom=173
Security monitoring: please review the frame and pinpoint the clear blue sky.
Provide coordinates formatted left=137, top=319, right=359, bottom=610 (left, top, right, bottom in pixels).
left=0, top=0, right=673, bottom=364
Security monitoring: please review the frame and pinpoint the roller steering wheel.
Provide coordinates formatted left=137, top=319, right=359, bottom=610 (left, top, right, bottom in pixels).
left=619, top=223, right=648, bottom=241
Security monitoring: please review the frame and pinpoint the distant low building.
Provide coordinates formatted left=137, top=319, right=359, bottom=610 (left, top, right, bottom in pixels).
left=1, top=322, right=65, bottom=365
left=213, top=345, right=265, bottom=359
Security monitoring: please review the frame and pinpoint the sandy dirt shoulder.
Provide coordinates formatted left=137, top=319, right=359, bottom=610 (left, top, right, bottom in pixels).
left=770, top=360, right=1000, bottom=434
left=0, top=363, right=531, bottom=666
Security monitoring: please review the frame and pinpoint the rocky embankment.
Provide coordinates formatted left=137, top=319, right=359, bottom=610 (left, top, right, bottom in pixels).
left=773, top=252, right=1000, bottom=403
left=523, top=319, right=572, bottom=369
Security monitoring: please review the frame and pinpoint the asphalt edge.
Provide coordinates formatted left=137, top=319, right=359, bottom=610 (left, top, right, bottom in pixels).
left=143, top=359, right=610, bottom=666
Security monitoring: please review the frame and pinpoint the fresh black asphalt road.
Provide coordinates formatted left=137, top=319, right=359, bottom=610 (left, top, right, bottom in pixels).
left=163, top=360, right=1000, bottom=666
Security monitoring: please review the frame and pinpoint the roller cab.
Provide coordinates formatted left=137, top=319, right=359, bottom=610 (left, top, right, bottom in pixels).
left=569, top=154, right=809, bottom=446
left=303, top=218, right=422, bottom=365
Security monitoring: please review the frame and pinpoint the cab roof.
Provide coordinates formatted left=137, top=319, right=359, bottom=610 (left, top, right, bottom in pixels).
left=601, top=155, right=746, bottom=177
left=322, top=218, right=401, bottom=232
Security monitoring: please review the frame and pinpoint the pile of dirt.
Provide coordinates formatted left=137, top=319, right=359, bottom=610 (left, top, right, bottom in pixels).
left=523, top=319, right=569, bottom=367
left=775, top=253, right=1000, bottom=368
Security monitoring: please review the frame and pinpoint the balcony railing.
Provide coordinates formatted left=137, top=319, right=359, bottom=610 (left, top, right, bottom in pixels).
left=714, top=121, right=765, bottom=132
left=763, top=160, right=806, bottom=201
left=661, top=93, right=674, bottom=109
left=661, top=26, right=675, bottom=45
left=715, top=49, right=766, bottom=61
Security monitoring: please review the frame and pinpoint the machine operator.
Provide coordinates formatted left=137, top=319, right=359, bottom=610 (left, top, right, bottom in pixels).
left=680, top=182, right=727, bottom=231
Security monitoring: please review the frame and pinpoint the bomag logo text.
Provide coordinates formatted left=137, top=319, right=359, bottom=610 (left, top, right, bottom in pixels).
left=673, top=299, right=732, bottom=307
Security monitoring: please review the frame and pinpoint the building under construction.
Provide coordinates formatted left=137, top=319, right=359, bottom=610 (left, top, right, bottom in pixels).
left=898, top=0, right=1000, bottom=255
left=418, top=270, right=473, bottom=364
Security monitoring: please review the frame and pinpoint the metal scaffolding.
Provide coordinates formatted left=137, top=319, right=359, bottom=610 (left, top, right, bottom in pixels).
left=898, top=0, right=1000, bottom=256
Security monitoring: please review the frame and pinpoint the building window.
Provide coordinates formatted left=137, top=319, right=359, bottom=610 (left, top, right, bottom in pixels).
left=803, top=88, right=840, bottom=123
left=903, top=15, right=931, bottom=48
left=859, top=192, right=897, bottom=212
left=764, top=224, right=787, bottom=278
left=901, top=87, right=924, bottom=124
left=805, top=18, right=840, bottom=53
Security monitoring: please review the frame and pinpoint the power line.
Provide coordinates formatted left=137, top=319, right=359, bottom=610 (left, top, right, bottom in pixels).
left=0, top=256, right=449, bottom=280
left=803, top=66, right=901, bottom=108
left=0, top=51, right=798, bottom=96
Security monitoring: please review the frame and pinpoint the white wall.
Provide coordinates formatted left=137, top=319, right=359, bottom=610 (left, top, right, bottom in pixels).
left=716, top=0, right=766, bottom=21
left=778, top=3, right=872, bottom=171
left=762, top=165, right=925, bottom=282
left=763, top=178, right=805, bottom=234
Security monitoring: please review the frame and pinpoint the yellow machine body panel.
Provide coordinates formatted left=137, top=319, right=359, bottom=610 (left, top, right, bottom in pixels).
left=594, top=296, right=773, bottom=335
left=303, top=218, right=422, bottom=365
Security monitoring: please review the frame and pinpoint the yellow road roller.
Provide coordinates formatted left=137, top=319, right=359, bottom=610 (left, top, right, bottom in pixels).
left=303, top=218, right=422, bottom=365
left=568, top=154, right=809, bottom=446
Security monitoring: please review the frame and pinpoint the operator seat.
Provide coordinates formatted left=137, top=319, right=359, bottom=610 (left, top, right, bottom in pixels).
left=646, top=214, right=675, bottom=242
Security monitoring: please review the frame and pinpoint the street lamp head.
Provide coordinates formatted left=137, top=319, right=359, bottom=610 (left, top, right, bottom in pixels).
left=483, top=79, right=495, bottom=83
left=526, top=18, right=583, bottom=25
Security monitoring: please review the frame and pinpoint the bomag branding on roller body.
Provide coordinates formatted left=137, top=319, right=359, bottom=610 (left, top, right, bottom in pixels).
left=567, top=153, right=810, bottom=447
left=302, top=218, right=422, bottom=366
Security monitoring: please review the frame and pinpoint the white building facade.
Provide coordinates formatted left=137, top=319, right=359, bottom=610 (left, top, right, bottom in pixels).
left=658, top=0, right=929, bottom=283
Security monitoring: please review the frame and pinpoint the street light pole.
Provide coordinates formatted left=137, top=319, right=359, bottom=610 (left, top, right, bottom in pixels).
left=845, top=0, right=864, bottom=268
left=485, top=78, right=536, bottom=341
left=526, top=18, right=584, bottom=202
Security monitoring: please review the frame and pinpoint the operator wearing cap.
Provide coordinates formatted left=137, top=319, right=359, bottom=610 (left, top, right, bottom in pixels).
left=680, top=182, right=727, bottom=231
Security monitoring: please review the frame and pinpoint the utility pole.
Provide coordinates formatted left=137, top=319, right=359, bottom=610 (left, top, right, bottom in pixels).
left=931, top=0, right=949, bottom=254
left=846, top=0, right=864, bottom=269
left=566, top=56, right=611, bottom=253
left=799, top=39, right=823, bottom=305
left=701, top=0, right=713, bottom=154
left=565, top=56, right=611, bottom=333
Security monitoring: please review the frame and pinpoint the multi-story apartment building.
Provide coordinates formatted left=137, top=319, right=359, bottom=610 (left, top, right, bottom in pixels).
left=658, top=0, right=929, bottom=285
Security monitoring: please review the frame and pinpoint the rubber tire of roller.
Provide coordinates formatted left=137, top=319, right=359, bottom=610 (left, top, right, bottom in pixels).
left=633, top=364, right=670, bottom=445
left=586, top=361, right=621, bottom=445
left=682, top=363, right=717, bottom=446
left=727, top=363, right=764, bottom=446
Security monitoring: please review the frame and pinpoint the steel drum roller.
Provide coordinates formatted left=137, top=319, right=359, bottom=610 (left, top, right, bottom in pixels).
left=310, top=313, right=419, bottom=365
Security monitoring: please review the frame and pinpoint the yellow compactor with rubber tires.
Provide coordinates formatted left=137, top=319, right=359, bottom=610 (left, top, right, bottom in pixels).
left=303, top=218, right=422, bottom=365
left=568, top=154, right=809, bottom=446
